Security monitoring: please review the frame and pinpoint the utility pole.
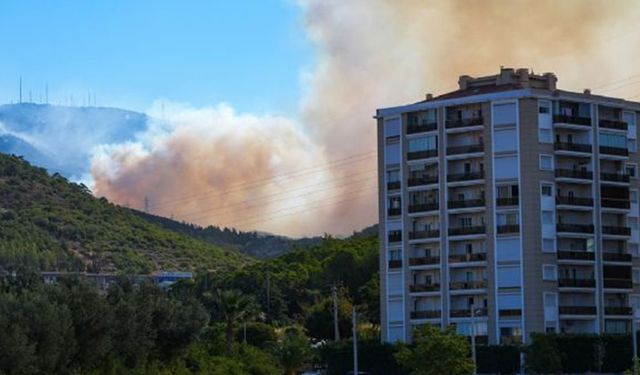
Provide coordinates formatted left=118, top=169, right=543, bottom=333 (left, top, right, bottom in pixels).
left=471, top=304, right=477, bottom=375
left=352, top=307, right=358, bottom=375
left=332, top=284, right=340, bottom=341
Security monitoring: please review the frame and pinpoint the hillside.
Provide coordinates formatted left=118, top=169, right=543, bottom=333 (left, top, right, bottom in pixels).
left=133, top=211, right=323, bottom=258
left=0, top=153, right=246, bottom=273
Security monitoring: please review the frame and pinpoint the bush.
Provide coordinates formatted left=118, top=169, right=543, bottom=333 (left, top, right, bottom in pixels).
left=476, top=345, right=520, bottom=374
left=234, top=322, right=277, bottom=349
left=318, top=339, right=403, bottom=375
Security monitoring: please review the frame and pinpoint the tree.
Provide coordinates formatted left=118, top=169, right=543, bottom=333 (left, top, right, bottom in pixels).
left=304, top=292, right=352, bottom=340
left=211, top=289, right=258, bottom=352
left=526, top=333, right=562, bottom=375
left=275, top=326, right=312, bottom=375
left=394, top=325, right=475, bottom=375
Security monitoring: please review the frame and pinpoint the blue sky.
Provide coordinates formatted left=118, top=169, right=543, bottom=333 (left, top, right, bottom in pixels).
left=0, top=0, right=313, bottom=115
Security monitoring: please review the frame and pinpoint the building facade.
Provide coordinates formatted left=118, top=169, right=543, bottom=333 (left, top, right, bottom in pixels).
left=377, top=67, right=640, bottom=345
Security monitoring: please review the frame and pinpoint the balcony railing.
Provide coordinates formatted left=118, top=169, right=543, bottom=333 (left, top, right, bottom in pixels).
left=602, top=226, right=631, bottom=236
left=408, top=203, right=439, bottom=213
left=600, top=146, right=629, bottom=157
left=410, top=284, right=440, bottom=293
left=553, top=114, right=591, bottom=126
left=450, top=308, right=488, bottom=317
left=497, top=224, right=520, bottom=234
left=600, top=172, right=630, bottom=183
left=407, top=122, right=437, bottom=134
left=603, top=278, right=633, bottom=289
left=388, top=232, right=402, bottom=242
left=407, top=175, right=438, bottom=187
left=599, top=119, right=628, bottom=131
left=556, top=223, right=594, bottom=233
left=449, top=280, right=487, bottom=290
left=388, top=260, right=402, bottom=269
left=558, top=278, right=596, bottom=288
left=407, top=149, right=438, bottom=160
left=409, top=230, right=440, bottom=240
left=410, top=310, right=441, bottom=319
left=496, top=197, right=519, bottom=206
left=601, top=199, right=630, bottom=209
left=447, top=198, right=485, bottom=209
left=554, top=142, right=592, bottom=153
left=447, top=144, right=484, bottom=155
left=499, top=309, right=522, bottom=318
left=449, top=253, right=487, bottom=263
left=387, top=208, right=401, bottom=216
left=445, top=117, right=483, bottom=129
left=604, top=306, right=632, bottom=315
left=555, top=169, right=593, bottom=180
left=409, top=256, right=440, bottom=266
left=556, top=196, right=594, bottom=207
left=447, top=171, right=485, bottom=182
left=448, top=226, right=486, bottom=236
left=387, top=181, right=400, bottom=190
left=558, top=306, right=597, bottom=315
left=557, top=251, right=595, bottom=261
left=603, top=252, right=632, bottom=262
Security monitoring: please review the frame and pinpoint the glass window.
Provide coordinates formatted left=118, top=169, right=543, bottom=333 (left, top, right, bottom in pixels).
left=629, top=139, right=637, bottom=153
left=600, top=132, right=626, bottom=148
left=408, top=135, right=437, bottom=152
left=633, top=268, right=640, bottom=284
left=542, top=238, right=556, bottom=253
left=388, top=249, right=401, bottom=261
left=542, top=211, right=554, bottom=225
left=539, top=129, right=552, bottom=143
left=541, top=184, right=553, bottom=197
left=543, top=265, right=557, bottom=281
left=539, top=155, right=553, bottom=170
left=387, top=170, right=400, bottom=182
left=631, top=190, right=638, bottom=203
left=626, top=164, right=637, bottom=179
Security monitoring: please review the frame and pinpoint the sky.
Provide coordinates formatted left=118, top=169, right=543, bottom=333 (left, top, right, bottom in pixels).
left=0, top=0, right=313, bottom=115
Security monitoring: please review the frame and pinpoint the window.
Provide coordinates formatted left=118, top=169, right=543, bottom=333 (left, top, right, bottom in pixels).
left=539, top=155, right=553, bottom=171
left=384, top=117, right=401, bottom=138
left=626, top=163, right=637, bottom=179
left=388, top=249, right=401, bottom=261
left=497, top=212, right=519, bottom=225
left=388, top=196, right=401, bottom=209
left=385, top=141, right=401, bottom=165
left=544, top=292, right=557, bottom=307
left=539, top=129, right=552, bottom=143
left=539, top=105, right=550, bottom=114
left=600, top=132, right=626, bottom=149
left=495, top=156, right=518, bottom=179
left=629, top=139, right=637, bottom=153
left=631, top=295, right=640, bottom=310
left=542, top=211, right=554, bottom=225
left=542, top=238, right=556, bottom=253
left=543, top=265, right=557, bottom=281
left=493, top=103, right=517, bottom=125
left=634, top=268, right=640, bottom=284
left=494, top=128, right=518, bottom=152
left=631, top=190, right=638, bottom=204
left=387, top=170, right=400, bottom=183
left=541, top=183, right=553, bottom=197
left=630, top=243, right=639, bottom=257
left=408, top=135, right=437, bottom=152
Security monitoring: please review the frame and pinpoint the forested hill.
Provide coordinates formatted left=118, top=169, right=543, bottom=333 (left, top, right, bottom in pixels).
left=0, top=153, right=247, bottom=273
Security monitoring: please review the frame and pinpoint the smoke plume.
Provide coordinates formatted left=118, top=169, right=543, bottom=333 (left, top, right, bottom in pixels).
left=92, top=0, right=640, bottom=236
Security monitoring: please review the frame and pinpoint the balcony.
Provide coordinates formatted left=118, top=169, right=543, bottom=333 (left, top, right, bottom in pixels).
left=409, top=256, right=440, bottom=266
left=387, top=207, right=401, bottom=216
left=408, top=203, right=439, bottom=214
left=411, top=310, right=441, bottom=319
left=387, top=181, right=401, bottom=190
left=448, top=226, right=486, bottom=236
left=557, top=251, right=595, bottom=261
left=445, top=117, right=483, bottom=129
left=449, top=280, right=487, bottom=290
left=407, top=175, right=438, bottom=187
left=388, top=232, right=402, bottom=243
left=447, top=198, right=485, bottom=210
left=554, top=142, right=592, bottom=153
left=602, top=226, right=631, bottom=236
left=601, top=199, right=630, bottom=209
left=388, top=260, right=402, bottom=269
left=407, top=122, right=437, bottom=134
left=450, top=308, right=488, bottom=317
left=599, top=119, right=628, bottom=131
left=558, top=278, right=596, bottom=288
left=556, top=196, right=594, bottom=207
left=408, top=149, right=438, bottom=161
left=558, top=306, right=597, bottom=315
left=600, top=146, right=628, bottom=157
left=604, top=306, right=632, bottom=316
left=497, top=224, right=520, bottom=234
left=410, top=284, right=440, bottom=293
left=449, top=253, right=487, bottom=263
left=409, top=230, right=440, bottom=240
left=555, top=169, right=593, bottom=180
left=447, top=143, right=484, bottom=156
left=603, top=278, right=633, bottom=289
left=447, top=171, right=484, bottom=182
left=600, top=172, right=630, bottom=183
left=603, top=252, right=632, bottom=262
left=496, top=197, right=519, bottom=206
left=556, top=223, right=594, bottom=234
left=499, top=309, right=522, bottom=318
left=553, top=114, right=591, bottom=126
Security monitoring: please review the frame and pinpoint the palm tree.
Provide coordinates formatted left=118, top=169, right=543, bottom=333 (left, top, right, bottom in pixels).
left=211, top=289, right=257, bottom=352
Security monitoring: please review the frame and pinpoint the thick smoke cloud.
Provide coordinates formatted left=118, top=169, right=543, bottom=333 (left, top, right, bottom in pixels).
left=92, top=0, right=640, bottom=237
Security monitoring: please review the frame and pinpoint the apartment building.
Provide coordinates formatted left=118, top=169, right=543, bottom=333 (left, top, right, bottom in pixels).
left=376, top=67, right=640, bottom=345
